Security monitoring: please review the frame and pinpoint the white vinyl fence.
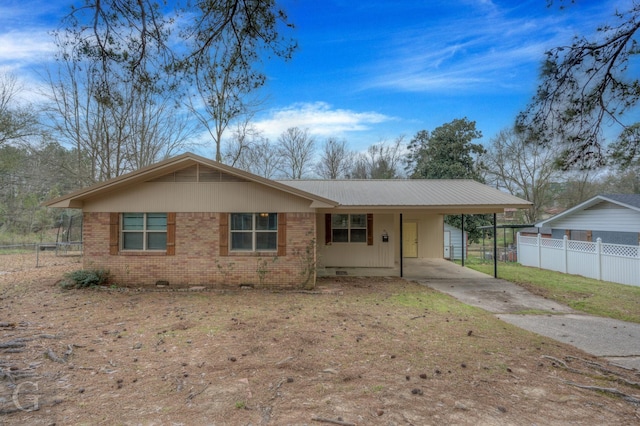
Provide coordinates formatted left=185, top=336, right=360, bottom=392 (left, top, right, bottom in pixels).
left=517, top=233, right=640, bottom=287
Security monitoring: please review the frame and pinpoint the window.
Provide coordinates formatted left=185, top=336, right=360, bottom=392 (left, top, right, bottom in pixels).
left=330, top=214, right=368, bottom=243
left=570, top=229, right=590, bottom=242
left=230, top=213, right=278, bottom=251
left=121, top=213, right=167, bottom=250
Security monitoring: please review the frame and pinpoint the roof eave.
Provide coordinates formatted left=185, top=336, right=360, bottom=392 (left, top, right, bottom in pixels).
left=44, top=153, right=339, bottom=208
left=326, top=203, right=531, bottom=213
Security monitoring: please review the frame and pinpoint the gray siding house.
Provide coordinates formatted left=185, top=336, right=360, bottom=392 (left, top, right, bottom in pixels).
left=444, top=223, right=467, bottom=260
left=535, top=194, right=640, bottom=246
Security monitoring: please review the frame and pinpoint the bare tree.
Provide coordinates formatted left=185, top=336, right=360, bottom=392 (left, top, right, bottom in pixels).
left=58, top=0, right=297, bottom=161
left=223, top=119, right=258, bottom=168
left=554, top=170, right=602, bottom=209
left=277, top=127, right=315, bottom=179
left=187, top=40, right=263, bottom=162
left=45, top=50, right=195, bottom=184
left=223, top=122, right=282, bottom=178
left=0, top=73, right=40, bottom=147
left=484, top=128, right=562, bottom=223
left=352, top=136, right=405, bottom=179
left=315, top=137, right=354, bottom=179
left=248, top=139, right=283, bottom=179
left=45, top=59, right=126, bottom=184
left=125, top=87, right=198, bottom=171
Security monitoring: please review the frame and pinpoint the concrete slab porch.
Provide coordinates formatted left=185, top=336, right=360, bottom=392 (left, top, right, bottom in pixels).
left=317, top=258, right=488, bottom=280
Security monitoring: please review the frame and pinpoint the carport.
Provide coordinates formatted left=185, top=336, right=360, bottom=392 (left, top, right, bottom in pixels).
left=282, top=179, right=532, bottom=279
left=399, top=212, right=507, bottom=279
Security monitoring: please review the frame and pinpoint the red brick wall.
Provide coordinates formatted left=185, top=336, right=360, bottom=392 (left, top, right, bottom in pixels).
left=82, top=212, right=316, bottom=289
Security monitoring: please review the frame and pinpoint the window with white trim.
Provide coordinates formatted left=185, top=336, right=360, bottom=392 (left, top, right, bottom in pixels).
left=331, top=214, right=367, bottom=243
left=121, top=213, right=167, bottom=250
left=230, top=213, right=278, bottom=251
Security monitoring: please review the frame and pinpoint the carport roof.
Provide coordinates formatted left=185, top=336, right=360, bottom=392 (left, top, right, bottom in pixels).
left=278, top=179, right=531, bottom=212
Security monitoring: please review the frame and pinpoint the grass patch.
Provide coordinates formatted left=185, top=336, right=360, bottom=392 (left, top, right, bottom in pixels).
left=389, top=290, right=483, bottom=315
left=0, top=248, right=34, bottom=255
left=464, top=259, right=640, bottom=323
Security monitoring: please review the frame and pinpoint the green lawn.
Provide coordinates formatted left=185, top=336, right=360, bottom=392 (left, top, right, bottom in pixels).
left=462, top=258, right=640, bottom=323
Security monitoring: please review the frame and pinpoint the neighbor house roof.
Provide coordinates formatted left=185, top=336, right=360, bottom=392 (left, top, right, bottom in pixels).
left=535, top=194, right=640, bottom=227
left=278, top=179, right=531, bottom=212
left=600, top=193, right=640, bottom=209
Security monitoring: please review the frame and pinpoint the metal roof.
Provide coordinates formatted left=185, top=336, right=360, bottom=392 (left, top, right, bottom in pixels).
left=43, top=152, right=531, bottom=212
left=277, top=179, right=531, bottom=210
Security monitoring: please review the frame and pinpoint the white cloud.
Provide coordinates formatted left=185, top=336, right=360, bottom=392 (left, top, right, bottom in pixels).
left=0, top=30, right=56, bottom=66
left=253, top=102, right=394, bottom=141
left=362, top=1, right=612, bottom=94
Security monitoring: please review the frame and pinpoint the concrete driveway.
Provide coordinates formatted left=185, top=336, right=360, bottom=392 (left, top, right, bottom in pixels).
left=406, top=259, right=640, bottom=370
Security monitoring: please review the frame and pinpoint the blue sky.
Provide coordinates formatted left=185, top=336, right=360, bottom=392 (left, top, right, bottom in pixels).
left=0, top=0, right=633, bottom=154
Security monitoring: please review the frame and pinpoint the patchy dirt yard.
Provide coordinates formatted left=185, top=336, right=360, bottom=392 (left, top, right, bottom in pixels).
left=1, top=252, right=639, bottom=425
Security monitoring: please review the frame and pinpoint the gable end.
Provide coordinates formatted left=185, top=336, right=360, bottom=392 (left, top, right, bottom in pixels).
left=586, top=201, right=625, bottom=211
left=148, top=164, right=248, bottom=183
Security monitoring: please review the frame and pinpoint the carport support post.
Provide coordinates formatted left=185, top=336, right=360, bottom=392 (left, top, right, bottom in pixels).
left=461, top=214, right=465, bottom=267
left=493, top=213, right=498, bottom=278
left=400, top=214, right=404, bottom=277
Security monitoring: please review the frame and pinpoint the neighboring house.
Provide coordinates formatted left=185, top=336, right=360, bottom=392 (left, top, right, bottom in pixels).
left=45, top=153, right=530, bottom=288
left=443, top=223, right=467, bottom=260
left=519, top=227, right=551, bottom=238
left=534, top=194, right=640, bottom=246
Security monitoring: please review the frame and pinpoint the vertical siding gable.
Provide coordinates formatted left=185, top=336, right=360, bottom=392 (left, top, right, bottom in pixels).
left=147, top=164, right=249, bottom=183
left=82, top=181, right=315, bottom=212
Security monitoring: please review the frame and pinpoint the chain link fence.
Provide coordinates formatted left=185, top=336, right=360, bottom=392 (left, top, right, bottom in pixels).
left=0, top=243, right=83, bottom=270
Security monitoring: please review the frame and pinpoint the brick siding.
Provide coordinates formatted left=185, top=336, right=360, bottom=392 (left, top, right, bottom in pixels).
left=82, top=212, right=316, bottom=289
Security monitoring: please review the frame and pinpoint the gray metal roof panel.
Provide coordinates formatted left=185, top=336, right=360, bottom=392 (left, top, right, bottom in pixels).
left=277, top=179, right=531, bottom=207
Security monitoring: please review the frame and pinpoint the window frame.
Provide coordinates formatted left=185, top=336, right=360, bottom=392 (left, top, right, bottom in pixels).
left=229, top=213, right=278, bottom=252
left=328, top=213, right=371, bottom=244
left=121, top=212, right=168, bottom=251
